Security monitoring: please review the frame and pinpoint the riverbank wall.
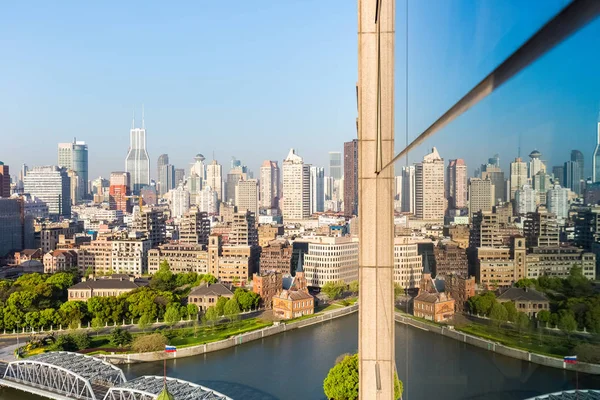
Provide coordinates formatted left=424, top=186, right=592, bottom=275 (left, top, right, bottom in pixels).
left=395, top=312, right=600, bottom=375
left=101, top=304, right=359, bottom=365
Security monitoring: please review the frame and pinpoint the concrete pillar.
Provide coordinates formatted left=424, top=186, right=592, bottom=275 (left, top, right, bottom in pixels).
left=358, top=0, right=395, bottom=398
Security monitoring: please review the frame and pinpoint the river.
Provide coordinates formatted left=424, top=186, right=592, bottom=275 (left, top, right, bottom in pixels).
left=1, top=313, right=599, bottom=399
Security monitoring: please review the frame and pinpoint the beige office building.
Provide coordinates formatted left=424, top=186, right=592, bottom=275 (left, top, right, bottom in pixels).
left=393, top=237, right=423, bottom=289
left=302, top=236, right=358, bottom=288
left=206, top=160, right=223, bottom=201
left=148, top=243, right=209, bottom=274
left=468, top=178, right=493, bottom=217
left=510, top=157, right=528, bottom=200
left=235, top=179, right=259, bottom=216
left=415, top=147, right=445, bottom=220
left=282, top=148, right=310, bottom=221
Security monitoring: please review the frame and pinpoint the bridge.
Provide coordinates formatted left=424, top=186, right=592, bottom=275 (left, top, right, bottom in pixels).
left=0, top=352, right=232, bottom=400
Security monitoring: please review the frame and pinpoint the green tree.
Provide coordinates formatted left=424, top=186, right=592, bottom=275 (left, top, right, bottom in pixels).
left=323, top=354, right=402, bottom=400
left=150, top=260, right=174, bottom=291
left=558, top=310, right=578, bottom=337
left=503, top=301, right=518, bottom=323
left=348, top=280, right=359, bottom=295
left=202, top=274, right=217, bottom=284
left=537, top=310, right=551, bottom=327
left=224, top=298, right=241, bottom=324
left=187, top=304, right=199, bottom=321
left=131, top=333, right=168, bottom=353
left=321, top=281, right=345, bottom=300
left=71, top=332, right=91, bottom=350
left=138, top=313, right=152, bottom=332
left=203, top=306, right=219, bottom=328
left=469, top=292, right=496, bottom=316
left=515, top=278, right=537, bottom=289
left=46, top=272, right=75, bottom=291
left=489, top=302, right=508, bottom=329
left=91, top=317, right=104, bottom=336
left=163, top=305, right=181, bottom=328
left=215, top=296, right=229, bottom=316
left=394, top=283, right=404, bottom=300
left=59, top=301, right=88, bottom=328
left=109, top=327, right=132, bottom=347
left=39, top=308, right=60, bottom=328
left=234, top=288, right=260, bottom=311
left=515, top=312, right=530, bottom=335
left=84, top=267, right=93, bottom=277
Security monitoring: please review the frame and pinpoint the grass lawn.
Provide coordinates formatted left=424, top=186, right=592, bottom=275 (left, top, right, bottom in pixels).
left=456, top=322, right=572, bottom=358
left=168, top=319, right=272, bottom=348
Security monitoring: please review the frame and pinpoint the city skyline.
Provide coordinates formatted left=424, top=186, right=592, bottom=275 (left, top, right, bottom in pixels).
left=2, top=1, right=600, bottom=179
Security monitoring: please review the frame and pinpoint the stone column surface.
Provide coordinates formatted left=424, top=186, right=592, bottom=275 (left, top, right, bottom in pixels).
left=358, top=0, right=395, bottom=399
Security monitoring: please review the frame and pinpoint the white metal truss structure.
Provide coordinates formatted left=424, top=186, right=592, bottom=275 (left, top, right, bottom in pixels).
left=3, top=352, right=126, bottom=400
left=103, top=376, right=233, bottom=400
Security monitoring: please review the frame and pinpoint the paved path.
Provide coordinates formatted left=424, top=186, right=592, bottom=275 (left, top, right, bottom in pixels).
left=0, top=343, right=20, bottom=363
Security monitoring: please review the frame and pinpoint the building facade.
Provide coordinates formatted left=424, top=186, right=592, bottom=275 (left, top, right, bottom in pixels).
left=468, top=178, right=493, bottom=217
left=235, top=179, right=259, bottom=216
left=309, top=166, right=325, bottom=214
left=125, top=121, right=150, bottom=195
left=302, top=236, right=358, bottom=288
left=415, top=147, right=445, bottom=220
left=23, top=166, right=71, bottom=218
left=282, top=149, right=310, bottom=220
left=509, top=157, right=528, bottom=200
left=393, top=237, right=423, bottom=289
left=343, top=140, right=358, bottom=216
left=447, top=159, right=467, bottom=209
left=58, top=140, right=88, bottom=201
left=259, top=160, right=280, bottom=209
left=206, top=160, right=223, bottom=201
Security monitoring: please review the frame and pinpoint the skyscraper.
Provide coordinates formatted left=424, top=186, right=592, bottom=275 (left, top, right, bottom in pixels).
left=552, top=165, right=564, bottom=184
left=23, top=166, right=71, bottom=217
left=259, top=160, right=280, bottom=209
left=125, top=117, right=150, bottom=195
left=446, top=159, right=467, bottom=209
left=509, top=157, right=528, bottom=200
left=235, top=179, right=259, bottom=216
left=468, top=178, right=493, bottom=217
left=515, top=184, right=536, bottom=215
left=0, top=162, right=10, bottom=198
left=528, top=150, right=545, bottom=178
left=547, top=183, right=569, bottom=220
left=282, top=148, right=310, bottom=220
left=109, top=171, right=130, bottom=212
left=58, top=139, right=88, bottom=202
left=310, top=166, right=325, bottom=214
left=415, top=147, right=445, bottom=220
left=175, top=169, right=185, bottom=187
left=157, top=154, right=169, bottom=193
left=159, top=164, right=175, bottom=196
left=594, top=115, right=600, bottom=182
left=481, top=164, right=505, bottom=204
left=401, top=165, right=415, bottom=214
left=206, top=160, right=223, bottom=201
left=343, top=140, right=358, bottom=216
left=563, top=160, right=582, bottom=195
left=571, top=150, right=584, bottom=180
left=170, top=185, right=190, bottom=218
left=329, top=152, right=342, bottom=180
left=225, top=167, right=247, bottom=204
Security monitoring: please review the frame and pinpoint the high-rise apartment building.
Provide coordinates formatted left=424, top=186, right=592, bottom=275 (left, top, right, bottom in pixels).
left=23, top=166, right=71, bottom=218
left=206, top=160, right=223, bottom=201
left=310, top=166, right=325, bottom=214
left=229, top=212, right=258, bottom=247
left=259, top=160, right=280, bottom=209
left=509, top=157, right=528, bottom=200
left=170, top=185, right=190, bottom=217
left=175, top=168, right=185, bottom=187
left=515, top=184, right=536, bottom=215
left=225, top=167, right=247, bottom=204
left=547, top=184, right=569, bottom=220
left=343, top=140, right=358, bottom=216
left=481, top=164, right=505, bottom=205
left=179, top=208, right=210, bottom=245
left=109, top=172, right=130, bottom=212
left=401, top=165, right=415, bottom=214
left=58, top=139, right=88, bottom=201
left=447, top=159, right=467, bottom=209
left=523, top=209, right=560, bottom=248
left=282, top=149, right=310, bottom=220
left=415, top=147, right=445, bottom=220
left=0, top=198, right=33, bottom=257
left=125, top=119, right=150, bottom=195
left=235, top=179, right=259, bottom=216
left=0, top=162, right=10, bottom=198
left=198, top=186, right=219, bottom=215
left=329, top=152, right=342, bottom=180
left=132, top=207, right=166, bottom=247
left=552, top=166, right=565, bottom=184
left=468, top=178, right=493, bottom=217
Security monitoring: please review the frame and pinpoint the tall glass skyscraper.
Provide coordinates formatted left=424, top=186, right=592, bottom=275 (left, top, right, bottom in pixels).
left=125, top=119, right=150, bottom=195
left=328, top=152, right=342, bottom=180
left=58, top=139, right=88, bottom=201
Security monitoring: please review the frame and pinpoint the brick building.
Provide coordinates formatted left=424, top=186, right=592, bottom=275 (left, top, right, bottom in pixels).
left=445, top=274, right=475, bottom=312
left=252, top=271, right=283, bottom=308
left=43, top=249, right=78, bottom=273
left=433, top=241, right=467, bottom=278
left=258, top=224, right=284, bottom=248
left=259, top=239, right=293, bottom=274
left=413, top=292, right=455, bottom=322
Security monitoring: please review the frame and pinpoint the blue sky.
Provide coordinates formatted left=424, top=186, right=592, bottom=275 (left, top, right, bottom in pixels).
left=1, top=0, right=598, bottom=180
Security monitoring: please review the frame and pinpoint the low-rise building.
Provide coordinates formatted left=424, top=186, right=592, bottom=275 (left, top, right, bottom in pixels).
left=67, top=274, right=149, bottom=301
left=413, top=292, right=455, bottom=322
left=526, top=246, right=596, bottom=280
left=187, top=283, right=234, bottom=312
left=258, top=224, right=284, bottom=247
left=272, top=290, right=314, bottom=319
left=496, top=287, right=549, bottom=318
left=252, top=271, right=283, bottom=309
left=43, top=249, right=77, bottom=273
left=13, top=249, right=43, bottom=265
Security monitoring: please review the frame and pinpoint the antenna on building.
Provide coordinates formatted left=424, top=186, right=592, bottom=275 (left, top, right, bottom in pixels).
left=142, top=104, right=145, bottom=129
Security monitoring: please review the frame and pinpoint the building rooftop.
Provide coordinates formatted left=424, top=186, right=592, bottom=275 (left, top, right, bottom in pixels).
left=497, top=287, right=548, bottom=302
left=188, top=283, right=233, bottom=298
left=69, top=275, right=149, bottom=291
left=276, top=289, right=313, bottom=301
